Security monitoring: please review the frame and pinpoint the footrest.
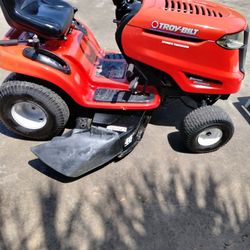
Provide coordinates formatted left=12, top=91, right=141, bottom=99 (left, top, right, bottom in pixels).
left=94, top=88, right=155, bottom=103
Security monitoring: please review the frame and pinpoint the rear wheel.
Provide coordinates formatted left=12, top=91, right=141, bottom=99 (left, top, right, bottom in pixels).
left=181, top=106, right=234, bottom=153
left=0, top=81, right=70, bottom=140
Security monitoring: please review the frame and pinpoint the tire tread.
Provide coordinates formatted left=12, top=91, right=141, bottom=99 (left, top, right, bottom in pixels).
left=182, top=106, right=234, bottom=153
left=0, top=81, right=70, bottom=140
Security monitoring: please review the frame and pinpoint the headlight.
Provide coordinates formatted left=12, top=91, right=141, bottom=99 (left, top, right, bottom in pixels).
left=217, top=31, right=245, bottom=49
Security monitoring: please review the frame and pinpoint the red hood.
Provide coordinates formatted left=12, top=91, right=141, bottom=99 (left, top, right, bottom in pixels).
left=129, top=0, right=248, bottom=41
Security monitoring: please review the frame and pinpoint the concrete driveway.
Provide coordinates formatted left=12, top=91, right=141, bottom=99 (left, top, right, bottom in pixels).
left=0, top=0, right=249, bottom=249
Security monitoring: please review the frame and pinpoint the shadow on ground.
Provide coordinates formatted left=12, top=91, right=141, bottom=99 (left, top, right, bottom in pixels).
left=0, top=165, right=249, bottom=250
left=233, top=96, right=250, bottom=124
left=29, top=158, right=109, bottom=183
left=0, top=122, right=23, bottom=139
left=151, top=98, right=193, bottom=153
left=150, top=98, right=193, bottom=129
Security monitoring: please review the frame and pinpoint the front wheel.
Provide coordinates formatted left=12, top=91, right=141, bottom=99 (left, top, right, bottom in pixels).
left=181, top=106, right=234, bottom=153
left=0, top=81, right=70, bottom=140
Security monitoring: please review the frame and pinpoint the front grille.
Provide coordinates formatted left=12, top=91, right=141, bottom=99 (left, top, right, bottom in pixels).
left=165, top=0, right=224, bottom=18
left=239, top=28, right=249, bottom=73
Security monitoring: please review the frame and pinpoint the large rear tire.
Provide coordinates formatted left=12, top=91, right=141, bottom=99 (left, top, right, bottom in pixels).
left=0, top=81, right=70, bottom=140
left=181, top=106, right=234, bottom=153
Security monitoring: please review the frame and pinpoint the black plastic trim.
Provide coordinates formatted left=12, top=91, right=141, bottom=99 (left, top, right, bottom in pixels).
left=94, top=88, right=155, bottom=103
left=23, top=47, right=71, bottom=74
left=186, top=73, right=222, bottom=85
left=0, top=0, right=74, bottom=40
left=73, top=19, right=88, bottom=36
left=115, top=2, right=142, bottom=58
left=0, top=39, right=19, bottom=46
left=32, top=127, right=123, bottom=178
left=144, top=29, right=205, bottom=43
left=239, top=27, right=249, bottom=74
left=31, top=110, right=151, bottom=178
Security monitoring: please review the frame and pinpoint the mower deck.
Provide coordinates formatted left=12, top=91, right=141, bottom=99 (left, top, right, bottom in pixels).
left=32, top=111, right=150, bottom=177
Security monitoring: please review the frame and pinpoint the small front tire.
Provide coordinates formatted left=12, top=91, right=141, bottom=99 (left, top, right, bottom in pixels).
left=181, top=106, right=234, bottom=153
left=0, top=81, right=70, bottom=140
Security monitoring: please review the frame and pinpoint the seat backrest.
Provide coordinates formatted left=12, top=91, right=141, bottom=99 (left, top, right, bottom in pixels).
left=0, top=0, right=37, bottom=30
left=0, top=0, right=37, bottom=11
left=1, top=0, right=20, bottom=29
left=0, top=0, right=74, bottom=39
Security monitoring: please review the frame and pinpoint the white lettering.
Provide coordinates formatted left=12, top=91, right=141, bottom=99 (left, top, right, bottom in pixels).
left=151, top=20, right=200, bottom=36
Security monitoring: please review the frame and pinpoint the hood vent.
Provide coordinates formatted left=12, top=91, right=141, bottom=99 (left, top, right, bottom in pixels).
left=165, top=0, right=224, bottom=18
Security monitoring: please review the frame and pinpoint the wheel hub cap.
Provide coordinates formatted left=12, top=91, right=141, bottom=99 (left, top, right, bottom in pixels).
left=197, top=127, right=223, bottom=147
left=11, top=102, right=47, bottom=130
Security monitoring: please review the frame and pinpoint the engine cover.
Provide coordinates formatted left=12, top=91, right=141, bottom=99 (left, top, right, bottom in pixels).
left=131, top=0, right=247, bottom=41
left=120, top=0, right=248, bottom=95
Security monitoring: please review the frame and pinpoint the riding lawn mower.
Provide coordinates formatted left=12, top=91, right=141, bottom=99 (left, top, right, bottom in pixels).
left=0, top=0, right=248, bottom=177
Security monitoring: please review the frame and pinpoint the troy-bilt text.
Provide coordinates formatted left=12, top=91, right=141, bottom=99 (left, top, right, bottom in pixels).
left=151, top=20, right=199, bottom=36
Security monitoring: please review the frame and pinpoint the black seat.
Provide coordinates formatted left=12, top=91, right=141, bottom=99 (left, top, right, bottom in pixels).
left=0, top=0, right=74, bottom=39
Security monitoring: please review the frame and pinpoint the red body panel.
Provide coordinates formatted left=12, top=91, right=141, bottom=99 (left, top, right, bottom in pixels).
left=132, top=0, right=247, bottom=41
left=0, top=25, right=161, bottom=110
left=0, top=0, right=247, bottom=110
left=122, top=0, right=247, bottom=95
left=123, top=26, right=243, bottom=94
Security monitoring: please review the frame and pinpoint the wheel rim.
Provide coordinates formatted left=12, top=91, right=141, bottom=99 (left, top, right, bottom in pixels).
left=11, top=102, right=47, bottom=130
left=197, top=127, right=223, bottom=147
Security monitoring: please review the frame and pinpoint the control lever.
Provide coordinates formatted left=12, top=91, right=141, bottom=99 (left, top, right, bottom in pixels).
left=129, top=76, right=139, bottom=93
left=0, top=39, right=32, bottom=46
left=126, top=63, right=135, bottom=79
left=0, top=39, right=19, bottom=46
left=0, top=35, right=40, bottom=49
left=32, top=35, right=40, bottom=51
